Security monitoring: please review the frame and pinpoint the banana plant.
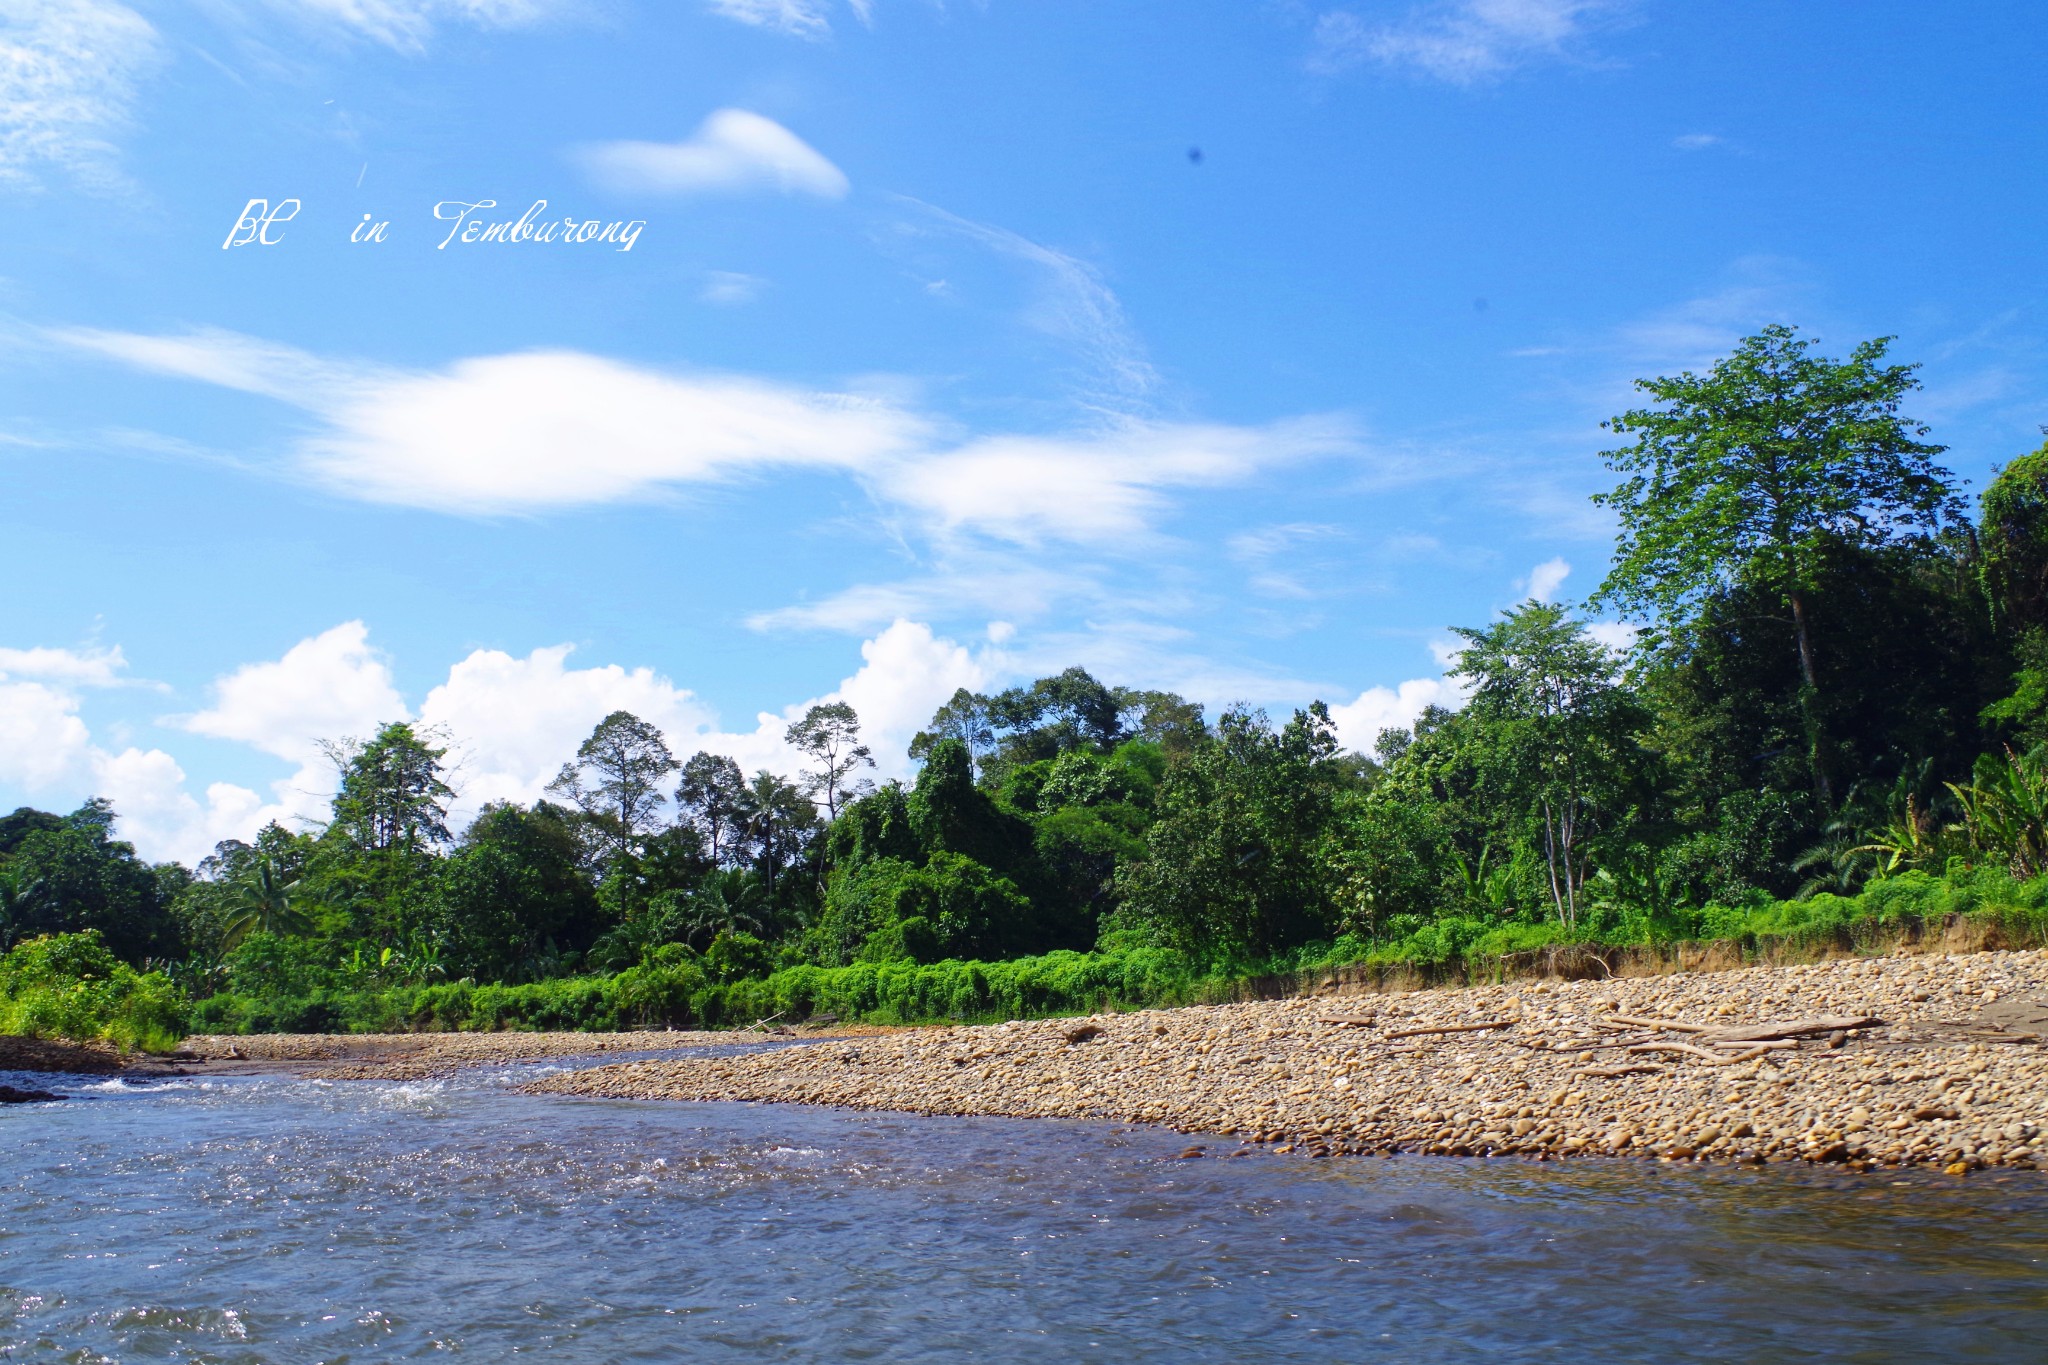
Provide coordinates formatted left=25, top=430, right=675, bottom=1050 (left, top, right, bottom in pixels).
left=1946, top=747, right=2048, bottom=879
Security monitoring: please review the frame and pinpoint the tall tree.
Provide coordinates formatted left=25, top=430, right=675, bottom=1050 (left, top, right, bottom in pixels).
left=737, top=771, right=820, bottom=899
left=909, top=689, right=997, bottom=777
left=1449, top=602, right=1646, bottom=928
left=548, top=711, right=679, bottom=860
left=1591, top=325, right=1960, bottom=806
left=675, top=751, right=750, bottom=864
left=327, top=723, right=456, bottom=856
left=785, top=702, right=874, bottom=823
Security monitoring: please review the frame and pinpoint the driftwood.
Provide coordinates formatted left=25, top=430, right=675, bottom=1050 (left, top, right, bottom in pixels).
left=1626, top=1041, right=1791, bottom=1066
left=1385, top=1020, right=1514, bottom=1039
left=1320, top=1016, right=1378, bottom=1028
left=1573, top=1063, right=1665, bottom=1078
left=1706, top=1015, right=1882, bottom=1044
left=1610, top=1014, right=1714, bottom=1034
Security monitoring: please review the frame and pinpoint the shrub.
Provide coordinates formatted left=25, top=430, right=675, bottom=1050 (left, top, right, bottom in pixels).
left=0, top=930, right=189, bottom=1051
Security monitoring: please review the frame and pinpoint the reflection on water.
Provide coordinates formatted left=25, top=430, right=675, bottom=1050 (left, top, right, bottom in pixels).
left=4, top=1060, right=2046, bottom=1362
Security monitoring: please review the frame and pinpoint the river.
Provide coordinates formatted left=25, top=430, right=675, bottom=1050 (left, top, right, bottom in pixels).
left=4, top=1051, right=2046, bottom=1361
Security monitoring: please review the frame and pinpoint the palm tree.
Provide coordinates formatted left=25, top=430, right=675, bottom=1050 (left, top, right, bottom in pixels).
left=0, top=872, right=45, bottom=953
left=221, top=857, right=315, bottom=950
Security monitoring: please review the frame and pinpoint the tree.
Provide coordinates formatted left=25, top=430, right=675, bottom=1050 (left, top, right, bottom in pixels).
left=548, top=711, right=680, bottom=861
left=909, top=689, right=997, bottom=777
left=1116, top=704, right=1346, bottom=960
left=1592, top=325, right=1960, bottom=806
left=737, top=771, right=820, bottom=900
left=327, top=723, right=456, bottom=856
left=220, top=856, right=315, bottom=950
left=675, top=752, right=750, bottom=865
left=0, top=800, right=179, bottom=964
left=1449, top=602, right=1646, bottom=928
left=1979, top=436, right=2048, bottom=634
left=785, top=702, right=874, bottom=823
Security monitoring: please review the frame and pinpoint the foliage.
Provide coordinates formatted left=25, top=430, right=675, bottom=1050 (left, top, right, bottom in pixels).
left=0, top=931, right=187, bottom=1051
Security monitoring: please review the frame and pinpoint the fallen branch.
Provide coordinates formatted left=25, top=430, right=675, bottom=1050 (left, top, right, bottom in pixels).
left=1573, top=1063, right=1664, bottom=1078
left=1627, top=1042, right=1786, bottom=1066
left=1385, top=1020, right=1514, bottom=1039
left=1319, top=1017, right=1378, bottom=1028
left=1706, top=1015, right=1883, bottom=1044
left=1611, top=1014, right=1714, bottom=1034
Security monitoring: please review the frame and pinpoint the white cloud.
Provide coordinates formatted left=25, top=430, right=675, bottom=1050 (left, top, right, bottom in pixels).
left=0, top=642, right=131, bottom=687
left=55, top=326, right=1367, bottom=547
left=180, top=620, right=407, bottom=765
left=256, top=0, right=577, bottom=53
left=0, top=0, right=160, bottom=188
left=55, top=327, right=925, bottom=514
left=1310, top=0, right=1620, bottom=84
left=1326, top=674, right=1467, bottom=754
left=880, top=417, right=1360, bottom=547
left=700, top=270, right=766, bottom=305
left=908, top=201, right=1159, bottom=406
left=0, top=679, right=93, bottom=788
left=417, top=643, right=716, bottom=819
left=704, top=0, right=832, bottom=38
left=1522, top=555, right=1570, bottom=602
left=580, top=109, right=849, bottom=199
left=1228, top=522, right=1345, bottom=599
left=1672, top=132, right=1723, bottom=151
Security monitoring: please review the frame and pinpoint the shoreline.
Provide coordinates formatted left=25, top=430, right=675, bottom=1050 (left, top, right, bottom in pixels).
left=529, top=948, right=2048, bottom=1172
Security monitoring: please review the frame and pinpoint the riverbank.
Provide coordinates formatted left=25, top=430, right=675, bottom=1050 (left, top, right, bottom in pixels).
left=532, top=948, right=2048, bottom=1171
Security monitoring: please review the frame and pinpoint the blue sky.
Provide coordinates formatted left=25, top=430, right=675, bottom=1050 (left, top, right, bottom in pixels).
left=3, top=0, right=2044, bottom=862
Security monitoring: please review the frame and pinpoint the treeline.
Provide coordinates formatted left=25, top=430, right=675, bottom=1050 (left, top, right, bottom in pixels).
left=10, top=324, right=2048, bottom=1038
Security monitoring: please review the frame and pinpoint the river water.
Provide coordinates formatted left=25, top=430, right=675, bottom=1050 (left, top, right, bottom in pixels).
left=4, top=1052, right=2046, bottom=1362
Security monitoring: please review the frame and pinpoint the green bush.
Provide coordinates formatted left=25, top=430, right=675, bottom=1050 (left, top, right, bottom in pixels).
left=0, top=930, right=189, bottom=1051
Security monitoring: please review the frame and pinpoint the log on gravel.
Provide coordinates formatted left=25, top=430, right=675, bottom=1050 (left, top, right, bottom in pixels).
left=1706, top=1016, right=1883, bottom=1044
left=1384, top=1020, right=1514, bottom=1039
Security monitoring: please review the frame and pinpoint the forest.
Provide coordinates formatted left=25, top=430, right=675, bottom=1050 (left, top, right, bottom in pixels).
left=10, top=324, right=2048, bottom=1045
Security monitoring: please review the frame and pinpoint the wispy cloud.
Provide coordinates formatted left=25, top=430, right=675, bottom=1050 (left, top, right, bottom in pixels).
left=701, top=270, right=767, bottom=305
left=1309, top=0, right=1624, bottom=85
left=1672, top=132, right=1724, bottom=150
left=904, top=200, right=1160, bottom=408
left=579, top=109, right=850, bottom=199
left=49, top=325, right=1364, bottom=550
left=253, top=0, right=580, bottom=54
left=705, top=0, right=877, bottom=39
left=0, top=0, right=161, bottom=189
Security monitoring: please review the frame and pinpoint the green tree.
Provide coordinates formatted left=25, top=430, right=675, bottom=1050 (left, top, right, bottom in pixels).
left=675, top=751, right=750, bottom=864
left=1449, top=602, right=1648, bottom=928
left=786, top=702, right=874, bottom=823
left=327, top=723, right=456, bottom=856
left=1, top=801, right=178, bottom=964
left=549, top=711, right=680, bottom=861
left=1592, top=325, right=1960, bottom=806
left=909, top=688, right=997, bottom=777
left=1116, top=704, right=1345, bottom=960
left=220, top=855, right=315, bottom=950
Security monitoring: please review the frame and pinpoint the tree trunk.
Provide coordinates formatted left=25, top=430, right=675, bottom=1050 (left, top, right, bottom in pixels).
left=1787, top=589, right=1833, bottom=809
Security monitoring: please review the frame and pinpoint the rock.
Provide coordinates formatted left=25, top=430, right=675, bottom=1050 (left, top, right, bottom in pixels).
left=0, top=1084, right=64, bottom=1103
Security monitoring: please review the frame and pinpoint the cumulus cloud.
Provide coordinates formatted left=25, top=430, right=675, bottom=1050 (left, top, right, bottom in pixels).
left=1326, top=674, right=1468, bottom=754
left=0, top=0, right=160, bottom=188
left=179, top=621, right=407, bottom=765
left=580, top=109, right=849, bottom=199
left=1310, top=0, right=1621, bottom=84
left=0, top=618, right=992, bottom=861
left=1521, top=555, right=1570, bottom=602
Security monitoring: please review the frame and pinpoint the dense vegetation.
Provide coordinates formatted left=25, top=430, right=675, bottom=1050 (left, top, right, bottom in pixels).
left=9, top=325, right=2048, bottom=1042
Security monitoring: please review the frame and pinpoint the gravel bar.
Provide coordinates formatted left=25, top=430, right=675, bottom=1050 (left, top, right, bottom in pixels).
left=530, top=950, right=2048, bottom=1172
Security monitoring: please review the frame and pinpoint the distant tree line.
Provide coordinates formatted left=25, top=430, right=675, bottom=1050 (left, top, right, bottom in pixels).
left=10, top=325, right=2048, bottom=1011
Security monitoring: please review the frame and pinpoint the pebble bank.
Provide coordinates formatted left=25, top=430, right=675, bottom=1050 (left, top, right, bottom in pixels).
left=531, top=950, right=2048, bottom=1172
